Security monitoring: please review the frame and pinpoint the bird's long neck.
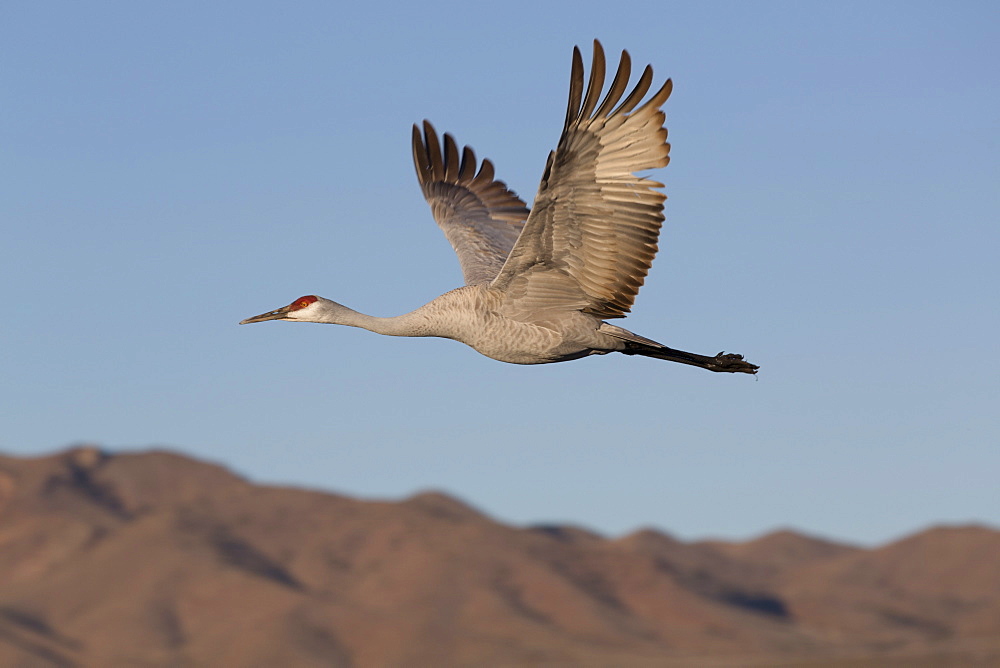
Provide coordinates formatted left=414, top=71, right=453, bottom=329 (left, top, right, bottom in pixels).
left=313, top=300, right=430, bottom=337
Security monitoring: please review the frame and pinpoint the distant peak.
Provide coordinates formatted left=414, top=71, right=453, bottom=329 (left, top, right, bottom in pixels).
left=613, top=528, right=692, bottom=558
left=64, top=444, right=110, bottom=471
left=404, top=490, right=483, bottom=521
left=885, top=522, right=1000, bottom=548
left=527, top=524, right=604, bottom=543
left=620, top=527, right=681, bottom=543
left=749, top=528, right=855, bottom=550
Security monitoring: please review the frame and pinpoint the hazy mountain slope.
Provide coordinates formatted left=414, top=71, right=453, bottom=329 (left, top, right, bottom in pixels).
left=0, top=447, right=997, bottom=667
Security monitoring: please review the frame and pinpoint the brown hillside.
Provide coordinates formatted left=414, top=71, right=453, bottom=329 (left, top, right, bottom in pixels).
left=701, top=529, right=863, bottom=574
left=0, top=447, right=997, bottom=667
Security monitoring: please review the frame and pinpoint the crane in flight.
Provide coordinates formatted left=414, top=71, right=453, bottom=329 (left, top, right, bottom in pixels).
left=241, top=41, right=758, bottom=374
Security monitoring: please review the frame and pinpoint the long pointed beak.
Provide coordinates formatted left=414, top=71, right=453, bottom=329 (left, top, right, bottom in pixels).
left=239, top=305, right=291, bottom=325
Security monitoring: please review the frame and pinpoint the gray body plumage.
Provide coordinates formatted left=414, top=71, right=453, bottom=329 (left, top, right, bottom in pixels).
left=351, top=286, right=622, bottom=365
left=240, top=41, right=758, bottom=374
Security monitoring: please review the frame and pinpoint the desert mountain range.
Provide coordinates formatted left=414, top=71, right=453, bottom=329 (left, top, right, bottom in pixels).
left=0, top=447, right=997, bottom=666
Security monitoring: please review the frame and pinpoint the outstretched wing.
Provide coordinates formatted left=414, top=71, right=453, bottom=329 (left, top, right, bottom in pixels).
left=412, top=121, right=530, bottom=285
left=492, top=40, right=672, bottom=320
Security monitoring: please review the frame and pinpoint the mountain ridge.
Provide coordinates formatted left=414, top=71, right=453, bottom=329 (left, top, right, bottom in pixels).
left=0, top=446, right=997, bottom=666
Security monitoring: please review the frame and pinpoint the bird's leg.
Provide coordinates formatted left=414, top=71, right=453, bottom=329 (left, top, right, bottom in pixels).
left=623, top=343, right=759, bottom=374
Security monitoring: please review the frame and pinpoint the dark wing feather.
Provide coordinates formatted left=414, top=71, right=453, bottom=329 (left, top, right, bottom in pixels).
left=412, top=121, right=530, bottom=285
left=492, top=40, right=672, bottom=319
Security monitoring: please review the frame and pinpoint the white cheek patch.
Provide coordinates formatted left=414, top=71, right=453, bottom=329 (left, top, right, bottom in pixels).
left=286, top=302, right=317, bottom=320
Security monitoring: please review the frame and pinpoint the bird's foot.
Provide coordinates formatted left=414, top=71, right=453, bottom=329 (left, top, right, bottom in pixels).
left=709, top=352, right=759, bottom=374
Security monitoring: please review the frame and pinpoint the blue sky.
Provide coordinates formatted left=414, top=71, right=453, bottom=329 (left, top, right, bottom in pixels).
left=3, top=2, right=998, bottom=545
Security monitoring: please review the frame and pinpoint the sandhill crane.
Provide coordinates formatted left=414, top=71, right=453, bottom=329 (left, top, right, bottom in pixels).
left=241, top=41, right=758, bottom=374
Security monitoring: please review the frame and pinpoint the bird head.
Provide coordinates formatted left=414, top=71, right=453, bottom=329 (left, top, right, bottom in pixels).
left=239, top=295, right=320, bottom=324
